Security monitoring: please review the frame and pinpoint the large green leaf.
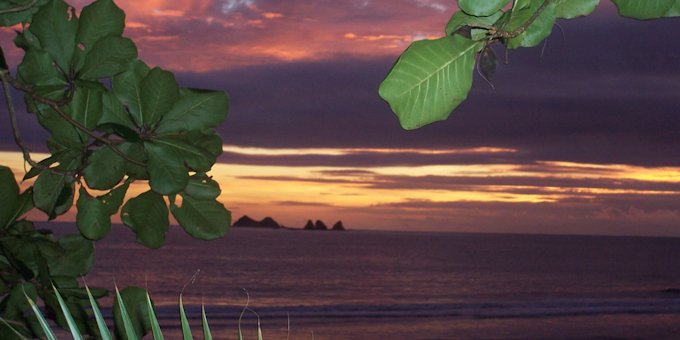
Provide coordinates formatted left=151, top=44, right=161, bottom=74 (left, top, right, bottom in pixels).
left=82, top=146, right=126, bottom=190
left=28, top=0, right=78, bottom=73
left=611, top=0, right=680, bottom=19
left=99, top=91, right=137, bottom=130
left=113, top=287, right=152, bottom=340
left=156, top=89, right=229, bottom=134
left=170, top=193, right=231, bottom=240
left=79, top=36, right=137, bottom=80
left=76, top=0, right=125, bottom=49
left=36, top=106, right=83, bottom=148
left=144, top=140, right=190, bottom=195
left=43, top=234, right=94, bottom=277
left=140, top=67, right=180, bottom=128
left=112, top=60, right=150, bottom=127
left=555, top=0, right=600, bottom=18
left=121, top=191, right=169, bottom=249
left=0, top=167, right=20, bottom=229
left=17, top=48, right=66, bottom=87
left=458, top=0, right=508, bottom=16
left=379, top=35, right=480, bottom=130
left=445, top=10, right=503, bottom=36
left=33, top=171, right=75, bottom=220
left=155, top=136, right=215, bottom=172
left=76, top=187, right=111, bottom=240
left=506, top=1, right=556, bottom=49
left=68, top=87, right=103, bottom=141
left=98, top=180, right=130, bottom=215
left=0, top=0, right=49, bottom=26
left=120, top=142, right=148, bottom=179
left=184, top=174, right=221, bottom=200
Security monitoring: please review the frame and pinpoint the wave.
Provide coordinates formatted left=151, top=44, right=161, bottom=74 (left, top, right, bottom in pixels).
left=148, top=297, right=680, bottom=321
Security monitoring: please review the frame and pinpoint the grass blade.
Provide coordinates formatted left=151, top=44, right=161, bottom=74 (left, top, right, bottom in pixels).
left=0, top=317, right=29, bottom=339
left=23, top=291, right=57, bottom=340
left=114, top=285, right=138, bottom=340
left=179, top=292, right=193, bottom=340
left=146, top=291, right=164, bottom=340
left=201, top=301, right=212, bottom=340
left=51, top=285, right=83, bottom=340
left=84, top=283, right=112, bottom=340
left=237, top=289, right=250, bottom=340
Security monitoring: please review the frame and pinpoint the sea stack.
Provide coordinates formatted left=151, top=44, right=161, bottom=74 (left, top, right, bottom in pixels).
left=331, top=221, right=345, bottom=231
left=314, top=220, right=328, bottom=230
left=304, top=220, right=315, bottom=230
left=232, top=215, right=281, bottom=229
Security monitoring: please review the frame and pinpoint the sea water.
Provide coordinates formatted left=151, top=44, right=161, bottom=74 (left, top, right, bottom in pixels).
left=72, top=226, right=680, bottom=339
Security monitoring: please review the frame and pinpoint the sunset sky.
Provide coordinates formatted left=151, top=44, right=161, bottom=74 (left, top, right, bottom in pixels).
left=1, top=0, right=679, bottom=236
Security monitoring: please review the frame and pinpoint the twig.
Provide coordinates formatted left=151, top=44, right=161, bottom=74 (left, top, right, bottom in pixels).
left=492, top=0, right=551, bottom=39
left=0, top=0, right=38, bottom=15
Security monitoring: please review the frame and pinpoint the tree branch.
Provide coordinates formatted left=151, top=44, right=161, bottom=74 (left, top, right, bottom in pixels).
left=0, top=0, right=39, bottom=15
left=493, top=0, right=551, bottom=39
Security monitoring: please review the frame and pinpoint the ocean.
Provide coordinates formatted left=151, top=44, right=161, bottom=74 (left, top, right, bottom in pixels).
left=75, top=225, right=680, bottom=339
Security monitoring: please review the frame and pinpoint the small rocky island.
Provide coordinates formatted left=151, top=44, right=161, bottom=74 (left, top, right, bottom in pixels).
left=232, top=215, right=282, bottom=229
left=233, top=216, right=346, bottom=231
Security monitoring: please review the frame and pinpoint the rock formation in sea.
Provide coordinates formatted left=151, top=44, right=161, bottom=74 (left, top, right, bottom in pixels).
left=314, top=220, right=328, bottom=230
left=331, top=221, right=345, bottom=231
left=304, top=220, right=315, bottom=230
left=232, top=215, right=281, bottom=229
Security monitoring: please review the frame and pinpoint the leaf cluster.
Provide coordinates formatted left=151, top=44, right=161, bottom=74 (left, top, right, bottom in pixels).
left=0, top=0, right=232, bottom=337
left=379, top=0, right=679, bottom=130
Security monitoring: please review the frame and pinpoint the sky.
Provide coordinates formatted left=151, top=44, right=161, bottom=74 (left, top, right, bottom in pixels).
left=1, top=0, right=680, bottom=236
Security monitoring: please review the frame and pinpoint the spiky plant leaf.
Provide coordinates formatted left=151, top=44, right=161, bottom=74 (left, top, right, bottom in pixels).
left=51, top=285, right=83, bottom=340
left=145, top=291, right=164, bottom=340
left=84, top=283, right=112, bottom=340
left=23, top=292, right=57, bottom=340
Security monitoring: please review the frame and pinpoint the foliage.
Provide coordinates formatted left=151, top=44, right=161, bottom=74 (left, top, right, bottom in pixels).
left=380, top=0, right=680, bottom=130
left=0, top=0, right=230, bottom=337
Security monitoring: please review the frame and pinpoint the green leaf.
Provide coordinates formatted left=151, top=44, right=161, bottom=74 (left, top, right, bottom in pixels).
left=201, top=303, right=212, bottom=340
left=144, top=140, right=190, bottom=195
left=155, top=136, right=216, bottom=172
left=185, top=175, right=221, bottom=200
left=611, top=0, right=679, bottom=19
left=99, top=91, right=137, bottom=130
left=76, top=0, right=125, bottom=49
left=145, top=292, right=164, bottom=340
left=51, top=285, right=83, bottom=340
left=17, top=48, right=67, bottom=87
left=79, top=36, right=137, bottom=80
left=68, top=87, right=103, bottom=141
left=179, top=293, right=193, bottom=340
left=121, top=190, right=169, bottom=249
left=379, top=35, right=480, bottom=130
left=35, top=108, right=82, bottom=149
left=113, top=287, right=152, bottom=340
left=44, top=234, right=94, bottom=277
left=170, top=193, right=231, bottom=240
left=85, top=284, right=112, bottom=340
left=445, top=10, right=503, bottom=35
left=33, top=171, right=75, bottom=220
left=156, top=89, right=229, bottom=134
left=458, top=0, right=508, bottom=16
left=186, top=131, right=223, bottom=158
left=0, top=0, right=49, bottom=26
left=112, top=60, right=150, bottom=127
left=76, top=187, right=111, bottom=240
left=24, top=292, right=57, bottom=340
left=82, top=146, right=126, bottom=190
left=0, top=167, right=20, bottom=229
left=98, top=180, right=130, bottom=215
left=120, top=142, right=148, bottom=179
left=140, top=67, right=180, bottom=128
left=554, top=0, right=599, bottom=18
left=506, top=1, right=556, bottom=49
left=28, top=0, right=78, bottom=73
